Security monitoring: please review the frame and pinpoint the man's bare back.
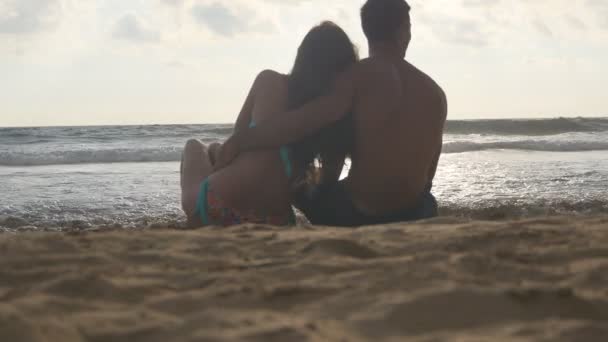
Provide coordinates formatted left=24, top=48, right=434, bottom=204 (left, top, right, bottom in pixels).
left=346, top=57, right=447, bottom=215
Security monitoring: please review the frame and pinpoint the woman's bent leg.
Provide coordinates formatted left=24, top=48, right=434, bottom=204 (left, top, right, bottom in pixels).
left=181, top=139, right=213, bottom=226
left=207, top=142, right=222, bottom=166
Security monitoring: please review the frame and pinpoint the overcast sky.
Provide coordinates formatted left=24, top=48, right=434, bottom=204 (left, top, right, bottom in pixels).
left=1, top=0, right=607, bottom=127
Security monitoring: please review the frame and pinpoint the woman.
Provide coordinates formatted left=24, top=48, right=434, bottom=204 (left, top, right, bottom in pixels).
left=181, top=21, right=357, bottom=227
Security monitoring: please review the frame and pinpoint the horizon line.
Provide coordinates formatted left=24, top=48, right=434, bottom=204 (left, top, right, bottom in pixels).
left=1, top=114, right=607, bottom=129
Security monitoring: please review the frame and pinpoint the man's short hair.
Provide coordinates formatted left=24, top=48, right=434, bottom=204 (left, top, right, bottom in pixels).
left=361, top=0, right=411, bottom=42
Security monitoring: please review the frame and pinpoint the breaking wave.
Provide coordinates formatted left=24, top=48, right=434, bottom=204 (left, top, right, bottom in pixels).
left=0, top=148, right=182, bottom=166
left=2, top=138, right=607, bottom=166
left=446, top=117, right=608, bottom=136
left=443, top=140, right=608, bottom=154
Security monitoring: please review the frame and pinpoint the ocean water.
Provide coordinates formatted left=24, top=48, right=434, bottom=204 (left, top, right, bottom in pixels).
left=1, top=117, right=607, bottom=231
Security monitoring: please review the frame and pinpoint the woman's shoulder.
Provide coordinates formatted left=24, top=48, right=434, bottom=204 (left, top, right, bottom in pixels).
left=254, top=69, right=288, bottom=88
left=249, top=70, right=289, bottom=122
left=256, top=69, right=287, bottom=84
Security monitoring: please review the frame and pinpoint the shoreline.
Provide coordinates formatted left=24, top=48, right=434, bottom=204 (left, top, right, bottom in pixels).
left=3, top=208, right=608, bottom=233
left=1, top=215, right=607, bottom=341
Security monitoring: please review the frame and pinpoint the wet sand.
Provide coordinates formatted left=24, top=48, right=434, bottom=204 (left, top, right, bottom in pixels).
left=1, top=216, right=608, bottom=341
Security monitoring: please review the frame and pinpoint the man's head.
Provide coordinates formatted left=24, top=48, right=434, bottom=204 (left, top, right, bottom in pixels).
left=361, top=0, right=411, bottom=56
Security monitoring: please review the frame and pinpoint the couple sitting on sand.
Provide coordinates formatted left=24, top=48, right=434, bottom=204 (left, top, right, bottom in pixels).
left=181, top=0, right=447, bottom=227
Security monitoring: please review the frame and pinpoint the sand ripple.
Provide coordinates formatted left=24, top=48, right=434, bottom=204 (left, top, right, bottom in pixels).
left=1, top=216, right=608, bottom=341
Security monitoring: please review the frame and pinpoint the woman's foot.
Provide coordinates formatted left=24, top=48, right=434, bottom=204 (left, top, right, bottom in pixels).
left=181, top=139, right=213, bottom=219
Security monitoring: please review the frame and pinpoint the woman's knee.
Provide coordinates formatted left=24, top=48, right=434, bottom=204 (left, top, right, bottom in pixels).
left=184, top=139, right=206, bottom=154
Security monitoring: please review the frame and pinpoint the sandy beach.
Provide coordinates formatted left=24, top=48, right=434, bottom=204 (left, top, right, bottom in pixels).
left=0, top=216, right=607, bottom=341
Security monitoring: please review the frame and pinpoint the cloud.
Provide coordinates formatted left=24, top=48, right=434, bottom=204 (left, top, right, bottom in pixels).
left=409, top=0, right=608, bottom=48
left=0, top=0, right=62, bottom=34
left=415, top=5, right=489, bottom=48
left=431, top=17, right=488, bottom=47
left=587, top=0, right=608, bottom=29
left=189, top=2, right=277, bottom=37
left=461, top=0, right=501, bottom=8
left=532, top=17, right=553, bottom=37
left=565, top=14, right=587, bottom=30
left=161, top=0, right=188, bottom=7
left=190, top=3, right=245, bottom=37
left=112, top=13, right=161, bottom=43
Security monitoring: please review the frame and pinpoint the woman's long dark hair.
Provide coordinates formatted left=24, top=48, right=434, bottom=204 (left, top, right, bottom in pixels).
left=288, top=21, right=358, bottom=186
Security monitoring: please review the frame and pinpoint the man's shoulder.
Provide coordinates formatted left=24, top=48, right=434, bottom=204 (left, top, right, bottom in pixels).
left=403, top=61, right=447, bottom=119
left=403, top=61, right=444, bottom=94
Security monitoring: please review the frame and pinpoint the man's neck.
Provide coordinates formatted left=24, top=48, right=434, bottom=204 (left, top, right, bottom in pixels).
left=368, top=42, right=405, bottom=61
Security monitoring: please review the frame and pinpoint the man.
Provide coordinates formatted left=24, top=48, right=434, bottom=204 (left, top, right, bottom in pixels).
left=217, top=0, right=447, bottom=226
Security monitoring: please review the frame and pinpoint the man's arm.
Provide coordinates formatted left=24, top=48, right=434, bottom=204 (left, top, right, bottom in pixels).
left=235, top=66, right=357, bottom=151
left=428, top=88, right=448, bottom=182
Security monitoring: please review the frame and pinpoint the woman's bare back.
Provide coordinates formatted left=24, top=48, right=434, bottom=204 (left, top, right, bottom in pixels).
left=207, top=71, right=293, bottom=217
